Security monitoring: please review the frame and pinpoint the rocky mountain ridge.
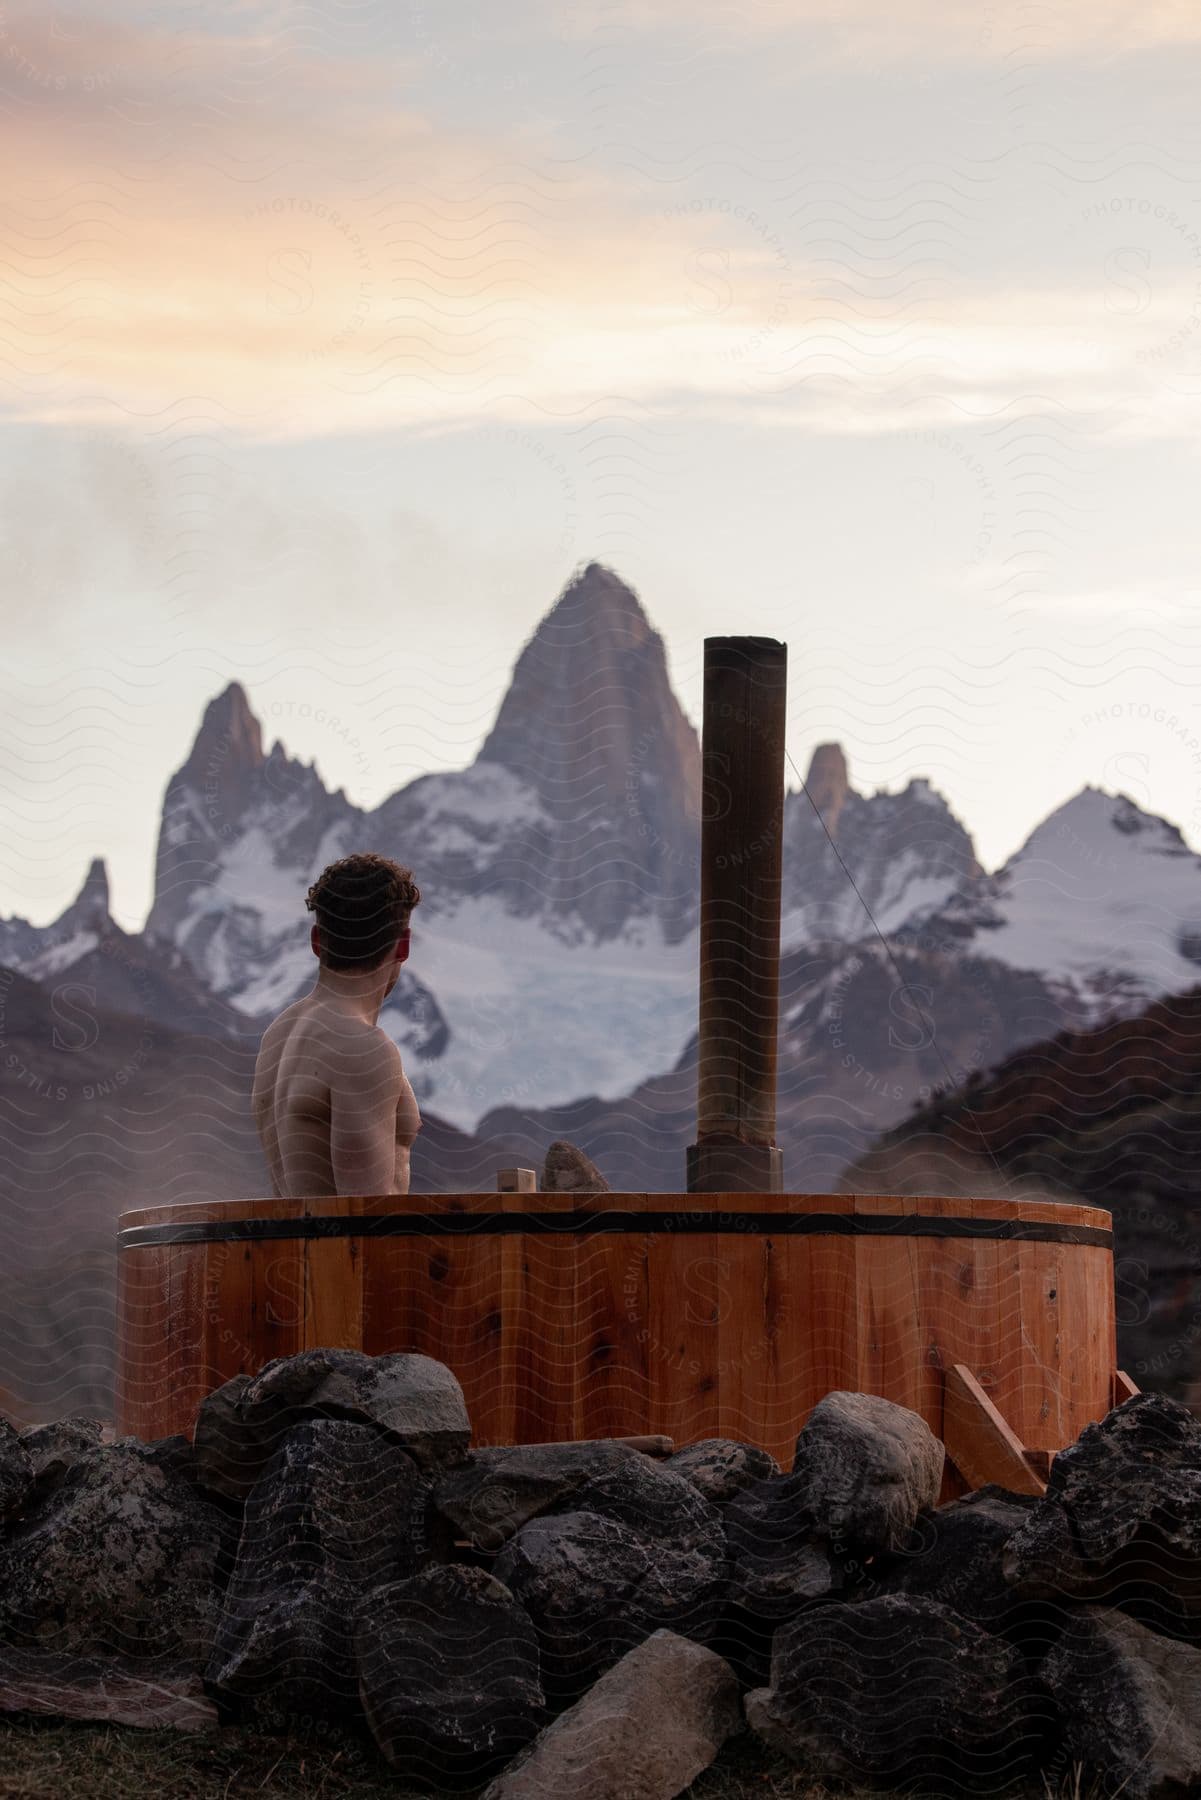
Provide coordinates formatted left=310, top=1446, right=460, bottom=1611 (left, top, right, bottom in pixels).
left=0, top=562, right=993, bottom=1130
left=4, top=563, right=1201, bottom=1135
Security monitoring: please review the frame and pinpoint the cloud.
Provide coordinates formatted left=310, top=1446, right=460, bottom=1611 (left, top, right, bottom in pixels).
left=545, top=0, right=1201, bottom=62
left=0, top=8, right=1197, bottom=446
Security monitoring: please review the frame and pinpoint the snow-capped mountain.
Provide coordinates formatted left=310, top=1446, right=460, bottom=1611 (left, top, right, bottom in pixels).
left=2, top=853, right=260, bottom=1046
left=780, top=741, right=982, bottom=948
left=13, top=856, right=111, bottom=982
left=131, top=563, right=713, bottom=1124
left=393, top=559, right=703, bottom=943
left=899, top=784, right=1201, bottom=1019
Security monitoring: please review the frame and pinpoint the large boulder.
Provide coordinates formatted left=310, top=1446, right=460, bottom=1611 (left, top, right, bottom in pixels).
left=746, top=1593, right=1049, bottom=1792
left=1039, top=1607, right=1201, bottom=1799
left=1002, top=1393, right=1201, bottom=1641
left=480, top=1629, right=741, bottom=1800
left=540, top=1141, right=610, bottom=1193
left=0, top=1418, right=32, bottom=1520
left=792, top=1390, right=944, bottom=1561
left=0, top=1441, right=224, bottom=1664
left=433, top=1442, right=648, bottom=1552
left=207, top=1417, right=428, bottom=1721
left=493, top=1467, right=729, bottom=1700
left=357, top=1564, right=545, bottom=1786
left=192, top=1350, right=470, bottom=1505
left=665, top=1440, right=779, bottom=1506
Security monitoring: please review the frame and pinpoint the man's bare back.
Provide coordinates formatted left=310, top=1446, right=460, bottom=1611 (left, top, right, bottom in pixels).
left=253, top=994, right=421, bottom=1197
left=252, top=853, right=423, bottom=1198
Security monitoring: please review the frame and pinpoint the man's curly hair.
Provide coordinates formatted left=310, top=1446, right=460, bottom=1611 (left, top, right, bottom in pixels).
left=305, top=853, right=421, bottom=972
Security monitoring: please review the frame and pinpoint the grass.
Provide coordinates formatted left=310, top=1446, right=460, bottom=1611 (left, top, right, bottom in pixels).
left=1, top=1719, right=389, bottom=1800
left=0, top=1720, right=1105, bottom=1800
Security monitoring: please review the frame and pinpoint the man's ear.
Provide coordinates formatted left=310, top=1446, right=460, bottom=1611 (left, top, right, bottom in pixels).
left=310, top=923, right=321, bottom=959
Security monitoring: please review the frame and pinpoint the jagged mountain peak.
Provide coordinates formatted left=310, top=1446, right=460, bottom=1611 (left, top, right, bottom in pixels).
left=72, top=856, right=110, bottom=921
left=165, top=680, right=270, bottom=832
left=544, top=560, right=656, bottom=645
left=804, top=742, right=851, bottom=834
left=147, top=678, right=354, bottom=945
left=181, top=681, right=265, bottom=789
left=475, top=561, right=699, bottom=825
left=39, top=856, right=112, bottom=946
left=783, top=749, right=983, bottom=948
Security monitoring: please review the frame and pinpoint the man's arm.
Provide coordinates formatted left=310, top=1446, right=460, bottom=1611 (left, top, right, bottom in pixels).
left=250, top=1049, right=283, bottom=1198
left=329, top=1029, right=404, bottom=1196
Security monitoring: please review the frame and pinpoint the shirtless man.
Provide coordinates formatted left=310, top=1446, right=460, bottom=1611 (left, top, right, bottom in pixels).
left=252, top=852, right=422, bottom=1196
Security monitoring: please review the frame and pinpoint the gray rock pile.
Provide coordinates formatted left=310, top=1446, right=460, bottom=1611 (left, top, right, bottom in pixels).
left=1, top=1367, right=1200, bottom=1797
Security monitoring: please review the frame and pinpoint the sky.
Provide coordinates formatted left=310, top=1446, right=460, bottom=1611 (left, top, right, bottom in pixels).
left=2, top=1, right=1201, bottom=931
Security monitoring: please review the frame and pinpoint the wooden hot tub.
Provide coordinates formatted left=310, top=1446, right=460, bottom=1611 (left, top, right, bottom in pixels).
left=116, top=1189, right=1120, bottom=1488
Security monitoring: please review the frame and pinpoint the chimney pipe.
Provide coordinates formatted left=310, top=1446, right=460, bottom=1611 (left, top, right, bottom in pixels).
left=686, top=636, right=787, bottom=1193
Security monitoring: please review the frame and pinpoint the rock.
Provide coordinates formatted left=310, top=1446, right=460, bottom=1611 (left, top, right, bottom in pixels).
left=719, top=1473, right=836, bottom=1686
left=540, top=1140, right=610, bottom=1193
left=0, top=1442, right=223, bottom=1664
left=122, top=1434, right=200, bottom=1488
left=191, top=1373, right=256, bottom=1504
left=746, top=1594, right=1048, bottom=1792
left=0, top=1417, right=33, bottom=1519
left=722, top=1473, right=824, bottom=1618
left=805, top=743, right=850, bottom=838
left=480, top=1629, right=741, bottom=1800
left=493, top=1502, right=728, bottom=1700
left=193, top=1350, right=471, bottom=1505
left=208, top=1417, right=427, bottom=1721
left=792, top=1390, right=944, bottom=1559
left=1002, top=1393, right=1201, bottom=1640
left=241, top=1348, right=470, bottom=1472
left=1040, top=1607, right=1201, bottom=1800
left=868, top=1485, right=1038, bottom=1634
left=0, top=1646, right=217, bottom=1732
left=237, top=1353, right=471, bottom=1461
left=357, top=1564, right=545, bottom=1785
left=19, top=1418, right=102, bottom=1492
left=665, top=1440, right=779, bottom=1506
left=564, top=1453, right=729, bottom=1548
left=733, top=1537, right=837, bottom=1618
left=434, top=1441, right=648, bottom=1552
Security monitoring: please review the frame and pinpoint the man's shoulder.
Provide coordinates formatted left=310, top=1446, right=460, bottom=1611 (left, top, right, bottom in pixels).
left=358, top=1021, right=402, bottom=1064
left=329, top=1018, right=403, bottom=1078
left=262, top=999, right=396, bottom=1051
left=258, top=1007, right=398, bottom=1085
left=326, top=1023, right=403, bottom=1117
left=258, top=996, right=308, bottom=1047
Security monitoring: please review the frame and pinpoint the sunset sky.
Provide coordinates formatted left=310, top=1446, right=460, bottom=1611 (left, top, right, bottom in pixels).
left=3, top=1, right=1201, bottom=928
